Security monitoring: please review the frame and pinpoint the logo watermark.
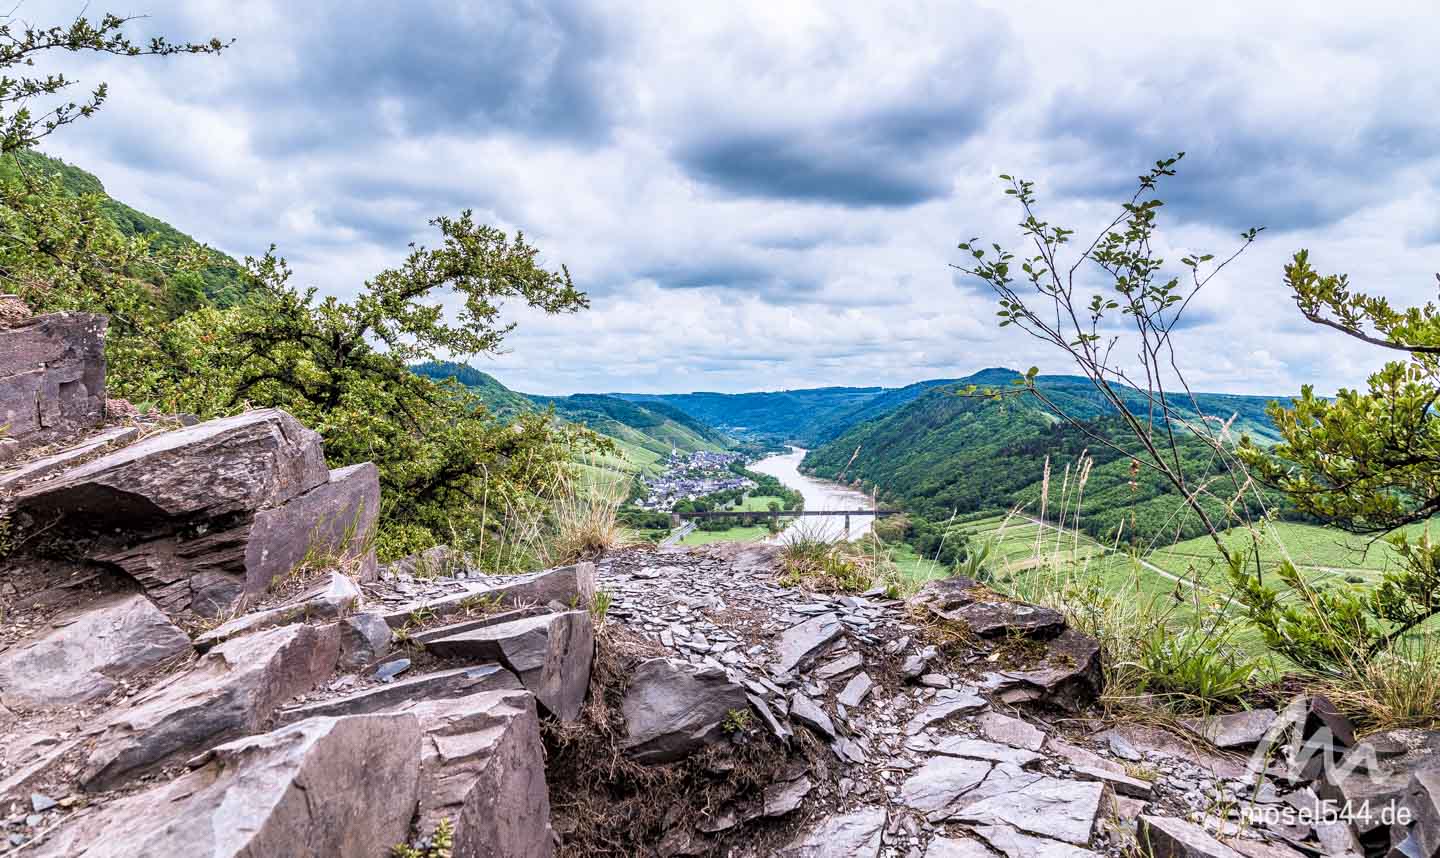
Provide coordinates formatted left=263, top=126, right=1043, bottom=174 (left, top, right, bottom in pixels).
left=1239, top=696, right=1412, bottom=831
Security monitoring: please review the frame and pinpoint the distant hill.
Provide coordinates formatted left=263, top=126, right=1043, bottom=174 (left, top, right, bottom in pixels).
left=802, top=372, right=1293, bottom=547
left=1, top=150, right=248, bottom=306
left=615, top=386, right=888, bottom=445
left=616, top=367, right=1285, bottom=447
left=411, top=362, right=730, bottom=471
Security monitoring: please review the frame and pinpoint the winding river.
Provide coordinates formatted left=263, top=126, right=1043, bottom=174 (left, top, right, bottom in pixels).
left=748, top=447, right=875, bottom=542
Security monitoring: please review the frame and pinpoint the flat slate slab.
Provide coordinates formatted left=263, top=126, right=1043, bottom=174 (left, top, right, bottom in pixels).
left=774, top=613, right=843, bottom=674
left=0, top=593, right=189, bottom=710
left=382, top=563, right=595, bottom=629
left=276, top=664, right=522, bottom=725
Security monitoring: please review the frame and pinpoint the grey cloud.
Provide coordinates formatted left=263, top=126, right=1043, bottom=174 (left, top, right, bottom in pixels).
left=235, top=0, right=621, bottom=155
left=1041, top=68, right=1440, bottom=233
left=676, top=130, right=950, bottom=207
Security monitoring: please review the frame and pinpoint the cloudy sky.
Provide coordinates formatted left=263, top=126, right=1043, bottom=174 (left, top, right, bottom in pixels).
left=32, top=0, right=1440, bottom=396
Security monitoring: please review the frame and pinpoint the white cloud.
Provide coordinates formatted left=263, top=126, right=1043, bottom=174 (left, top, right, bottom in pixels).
left=24, top=0, right=1440, bottom=396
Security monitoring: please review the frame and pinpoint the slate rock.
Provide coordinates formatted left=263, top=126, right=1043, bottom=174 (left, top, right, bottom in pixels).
left=924, top=836, right=994, bottom=858
left=375, top=658, right=412, bottom=682
left=621, top=658, right=749, bottom=763
left=424, top=609, right=594, bottom=721
left=16, top=407, right=327, bottom=526
left=80, top=622, right=340, bottom=790
left=405, top=690, right=555, bottom=858
left=972, top=822, right=1102, bottom=858
left=242, top=461, right=381, bottom=584
left=748, top=693, right=793, bottom=743
left=903, top=688, right=988, bottom=735
left=193, top=570, right=362, bottom=651
left=337, top=610, right=393, bottom=669
left=778, top=806, right=886, bottom=857
left=993, top=628, right=1103, bottom=711
left=908, top=577, right=1065, bottom=638
left=0, top=312, right=106, bottom=453
left=382, top=562, right=596, bottom=629
left=82, top=463, right=377, bottom=616
left=977, top=711, right=1045, bottom=751
left=899, top=756, right=992, bottom=814
left=34, top=713, right=421, bottom=858
left=0, top=425, right=138, bottom=491
left=0, top=593, right=189, bottom=710
left=276, top=664, right=521, bottom=725
left=763, top=776, right=813, bottom=817
left=775, top=612, right=844, bottom=674
left=951, top=776, right=1106, bottom=846
left=1138, top=814, right=1245, bottom=858
left=1181, top=709, right=1278, bottom=750
left=789, top=692, right=836, bottom=741
left=838, top=672, right=874, bottom=708
left=918, top=736, right=1043, bottom=767
left=814, top=652, right=863, bottom=679
left=409, top=605, right=552, bottom=645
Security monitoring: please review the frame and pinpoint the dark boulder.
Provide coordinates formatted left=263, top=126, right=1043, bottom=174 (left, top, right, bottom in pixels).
left=621, top=658, right=748, bottom=763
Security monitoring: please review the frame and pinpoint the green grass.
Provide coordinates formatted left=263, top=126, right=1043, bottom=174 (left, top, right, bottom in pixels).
left=677, top=524, right=775, bottom=545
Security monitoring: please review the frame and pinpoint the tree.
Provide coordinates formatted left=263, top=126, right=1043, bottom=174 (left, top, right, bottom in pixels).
left=202, top=216, right=604, bottom=557
left=954, top=155, right=1270, bottom=568
left=1235, top=253, right=1440, bottom=670
left=0, top=12, right=227, bottom=154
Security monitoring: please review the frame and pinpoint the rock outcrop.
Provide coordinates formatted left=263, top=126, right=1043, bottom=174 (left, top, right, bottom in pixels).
left=81, top=622, right=341, bottom=790
left=423, top=609, right=595, bottom=721
left=0, top=311, right=106, bottom=460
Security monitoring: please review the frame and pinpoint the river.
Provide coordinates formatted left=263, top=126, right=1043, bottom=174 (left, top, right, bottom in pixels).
left=748, top=447, right=875, bottom=542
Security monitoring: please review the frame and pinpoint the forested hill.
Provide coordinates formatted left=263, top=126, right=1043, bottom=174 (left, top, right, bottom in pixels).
left=412, top=361, right=728, bottom=459
left=801, top=377, right=1291, bottom=549
left=616, top=387, right=886, bottom=445
left=616, top=367, right=1285, bottom=447
left=2, top=150, right=247, bottom=305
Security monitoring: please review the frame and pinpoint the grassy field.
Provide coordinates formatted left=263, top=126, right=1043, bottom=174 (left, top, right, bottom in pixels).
left=675, top=524, right=775, bottom=545
left=670, top=494, right=792, bottom=545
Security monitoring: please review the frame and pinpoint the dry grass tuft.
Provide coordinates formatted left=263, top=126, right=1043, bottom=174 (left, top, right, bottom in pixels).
left=1323, top=635, right=1440, bottom=729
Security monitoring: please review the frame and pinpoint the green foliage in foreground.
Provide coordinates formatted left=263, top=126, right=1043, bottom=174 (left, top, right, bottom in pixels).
left=10, top=154, right=605, bottom=559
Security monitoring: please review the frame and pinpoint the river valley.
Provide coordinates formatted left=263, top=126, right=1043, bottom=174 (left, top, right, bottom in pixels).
left=748, top=447, right=875, bottom=542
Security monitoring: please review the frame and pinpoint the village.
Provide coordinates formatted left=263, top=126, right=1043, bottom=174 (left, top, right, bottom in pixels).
left=633, top=449, right=754, bottom=511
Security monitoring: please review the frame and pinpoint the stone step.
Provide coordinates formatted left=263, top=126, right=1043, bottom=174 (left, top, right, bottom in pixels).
left=80, top=622, right=341, bottom=791
left=381, top=561, right=595, bottom=629
left=405, top=690, right=555, bottom=856
left=423, top=610, right=594, bottom=721
left=408, top=604, right=553, bottom=645
left=275, top=664, right=521, bottom=725
left=193, top=570, right=363, bottom=652
left=0, top=592, right=190, bottom=711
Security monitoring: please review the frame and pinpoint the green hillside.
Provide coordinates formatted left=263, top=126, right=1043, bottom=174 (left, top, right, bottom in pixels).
left=802, top=379, right=1289, bottom=552
left=1, top=150, right=247, bottom=305
left=411, top=362, right=730, bottom=476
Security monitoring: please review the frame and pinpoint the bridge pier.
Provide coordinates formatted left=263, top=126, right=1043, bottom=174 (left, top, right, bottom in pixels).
left=843, top=514, right=850, bottom=535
